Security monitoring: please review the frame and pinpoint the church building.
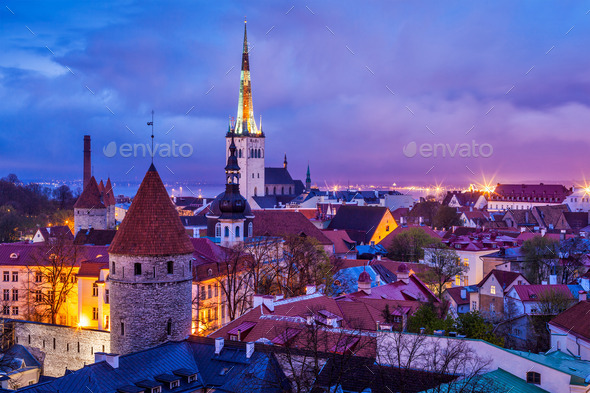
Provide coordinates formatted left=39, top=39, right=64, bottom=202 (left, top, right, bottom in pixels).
left=227, top=20, right=305, bottom=209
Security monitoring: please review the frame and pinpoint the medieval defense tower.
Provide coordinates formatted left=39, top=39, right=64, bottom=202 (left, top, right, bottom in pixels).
left=107, top=164, right=194, bottom=355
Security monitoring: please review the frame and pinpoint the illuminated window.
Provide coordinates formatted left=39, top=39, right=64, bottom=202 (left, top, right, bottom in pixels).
left=105, top=289, right=109, bottom=304
left=2, top=272, right=8, bottom=282
left=455, top=275, right=461, bottom=286
left=35, top=272, right=42, bottom=283
left=12, top=306, right=18, bottom=315
left=12, top=272, right=18, bottom=282
left=92, top=307, right=98, bottom=320
left=92, top=283, right=98, bottom=297
left=490, top=285, right=496, bottom=295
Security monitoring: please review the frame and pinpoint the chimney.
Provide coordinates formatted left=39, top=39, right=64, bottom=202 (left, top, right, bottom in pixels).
left=215, top=337, right=224, bottom=355
left=83, top=135, right=91, bottom=189
left=252, top=294, right=264, bottom=308
left=549, top=275, right=557, bottom=285
left=541, top=228, right=546, bottom=236
left=377, top=254, right=382, bottom=261
left=376, top=274, right=381, bottom=286
left=262, top=296, right=274, bottom=312
left=246, top=342, right=255, bottom=359
left=94, top=352, right=107, bottom=364
left=306, top=285, right=316, bottom=295
left=460, top=289, right=467, bottom=299
left=105, top=353, right=119, bottom=369
left=579, top=290, right=587, bottom=302
left=560, top=230, right=566, bottom=241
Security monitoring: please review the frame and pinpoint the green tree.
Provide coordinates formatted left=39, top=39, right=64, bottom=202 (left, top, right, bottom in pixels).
left=432, top=205, right=461, bottom=229
left=406, top=302, right=455, bottom=334
left=408, top=200, right=440, bottom=226
left=455, top=311, right=504, bottom=346
left=386, top=227, right=440, bottom=262
left=521, top=236, right=559, bottom=284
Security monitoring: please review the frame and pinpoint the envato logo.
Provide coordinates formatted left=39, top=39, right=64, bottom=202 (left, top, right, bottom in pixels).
left=403, top=140, right=493, bottom=158
left=103, top=141, right=194, bottom=158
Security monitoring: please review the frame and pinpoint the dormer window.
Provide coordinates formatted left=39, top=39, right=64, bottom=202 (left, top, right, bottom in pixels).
left=9, top=253, right=18, bottom=260
left=526, top=371, right=541, bottom=385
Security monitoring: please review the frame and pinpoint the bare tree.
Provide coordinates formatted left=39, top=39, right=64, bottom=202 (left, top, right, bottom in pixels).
left=423, top=243, right=465, bottom=296
left=27, top=234, right=79, bottom=325
left=377, top=331, right=500, bottom=393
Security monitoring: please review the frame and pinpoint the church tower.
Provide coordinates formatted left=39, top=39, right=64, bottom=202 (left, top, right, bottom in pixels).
left=218, top=133, right=248, bottom=247
left=108, top=164, right=194, bottom=355
left=227, top=19, right=265, bottom=205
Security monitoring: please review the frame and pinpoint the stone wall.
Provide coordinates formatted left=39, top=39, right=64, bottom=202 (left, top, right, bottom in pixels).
left=12, top=320, right=110, bottom=377
left=74, top=207, right=107, bottom=234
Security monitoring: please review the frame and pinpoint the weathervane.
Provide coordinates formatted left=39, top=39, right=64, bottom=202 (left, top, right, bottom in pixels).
left=147, top=110, right=154, bottom=164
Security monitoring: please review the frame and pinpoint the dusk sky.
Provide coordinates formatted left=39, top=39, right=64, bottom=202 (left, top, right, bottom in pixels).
left=2, top=1, right=590, bottom=191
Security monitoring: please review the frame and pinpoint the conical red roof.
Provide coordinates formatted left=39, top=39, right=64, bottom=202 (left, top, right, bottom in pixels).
left=108, top=164, right=194, bottom=256
left=105, top=178, right=116, bottom=206
left=74, top=176, right=105, bottom=209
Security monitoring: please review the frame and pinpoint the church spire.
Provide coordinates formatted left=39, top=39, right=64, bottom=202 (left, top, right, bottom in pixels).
left=306, top=163, right=312, bottom=191
left=234, top=18, right=260, bottom=136
left=283, top=153, right=288, bottom=169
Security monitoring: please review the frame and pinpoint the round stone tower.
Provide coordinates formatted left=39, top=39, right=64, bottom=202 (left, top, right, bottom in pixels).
left=107, top=163, right=194, bottom=355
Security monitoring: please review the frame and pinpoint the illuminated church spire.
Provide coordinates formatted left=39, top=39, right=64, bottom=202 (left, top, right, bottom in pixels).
left=234, top=18, right=261, bottom=136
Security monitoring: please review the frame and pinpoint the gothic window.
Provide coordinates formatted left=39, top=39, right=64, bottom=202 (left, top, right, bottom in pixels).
left=248, top=222, right=253, bottom=238
left=235, top=226, right=240, bottom=238
left=257, top=149, right=261, bottom=158
left=167, top=261, right=174, bottom=275
left=224, top=226, right=230, bottom=238
left=134, top=263, right=142, bottom=276
left=254, top=187, right=258, bottom=196
left=250, top=148, right=254, bottom=158
left=215, top=223, right=221, bottom=238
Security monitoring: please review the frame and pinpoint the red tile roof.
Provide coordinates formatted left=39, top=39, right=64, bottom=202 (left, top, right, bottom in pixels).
left=322, top=230, right=356, bottom=254
left=77, top=257, right=109, bottom=278
left=347, top=274, right=439, bottom=303
left=37, top=226, right=73, bottom=242
left=512, top=284, right=574, bottom=302
left=445, top=287, right=469, bottom=306
left=74, top=176, right=105, bottom=209
left=549, top=301, right=590, bottom=341
left=253, top=210, right=333, bottom=245
left=104, top=178, right=116, bottom=206
left=490, top=184, right=571, bottom=202
left=477, top=269, right=526, bottom=289
left=109, top=164, right=194, bottom=256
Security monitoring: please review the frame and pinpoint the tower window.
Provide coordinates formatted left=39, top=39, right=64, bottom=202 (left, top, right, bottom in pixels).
left=239, top=149, right=242, bottom=158
left=134, top=263, right=142, bottom=276
left=224, top=226, right=230, bottom=238
left=111, top=262, right=116, bottom=274
left=121, top=322, right=125, bottom=336
left=167, top=319, right=172, bottom=336
left=252, top=173, right=254, bottom=179
left=235, top=226, right=240, bottom=238
left=167, top=261, right=174, bottom=275
left=281, top=187, right=284, bottom=195
left=257, top=148, right=261, bottom=158
left=273, top=187, right=276, bottom=195
left=254, top=187, right=257, bottom=196
left=215, top=223, right=221, bottom=238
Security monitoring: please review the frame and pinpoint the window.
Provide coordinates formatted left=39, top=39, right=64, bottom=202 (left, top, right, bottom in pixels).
left=134, top=263, right=142, bottom=276
left=2, top=272, right=8, bottom=282
left=254, top=187, right=257, bottom=196
left=526, top=372, right=541, bottom=385
left=167, top=319, right=172, bottom=336
left=3, top=289, right=9, bottom=301
left=105, top=315, right=109, bottom=330
left=120, top=322, right=125, bottom=336
left=200, top=286, right=206, bottom=300
left=214, top=283, right=218, bottom=297
left=167, top=261, right=174, bottom=275
left=12, top=272, right=18, bottom=282
left=92, top=283, right=98, bottom=297
left=248, top=222, right=253, bottom=238
left=490, top=285, right=496, bottom=295
left=12, top=289, right=18, bottom=301
left=105, top=289, right=109, bottom=304
left=111, top=262, right=116, bottom=274
left=12, top=306, right=18, bottom=315
left=235, top=225, right=240, bottom=238
left=60, top=274, right=66, bottom=283
left=224, top=226, right=230, bottom=238
left=35, top=290, right=42, bottom=302
left=35, top=272, right=42, bottom=283
left=92, top=307, right=98, bottom=320
left=2, top=306, right=9, bottom=315
left=215, top=223, right=221, bottom=238
left=208, top=285, right=212, bottom=299
left=222, top=304, right=226, bottom=318
left=472, top=301, right=477, bottom=310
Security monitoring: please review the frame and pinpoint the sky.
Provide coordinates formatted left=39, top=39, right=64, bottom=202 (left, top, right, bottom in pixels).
left=2, top=1, right=590, bottom=191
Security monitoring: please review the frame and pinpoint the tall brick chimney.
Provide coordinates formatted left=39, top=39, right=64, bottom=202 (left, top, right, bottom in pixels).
left=83, top=135, right=91, bottom=189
